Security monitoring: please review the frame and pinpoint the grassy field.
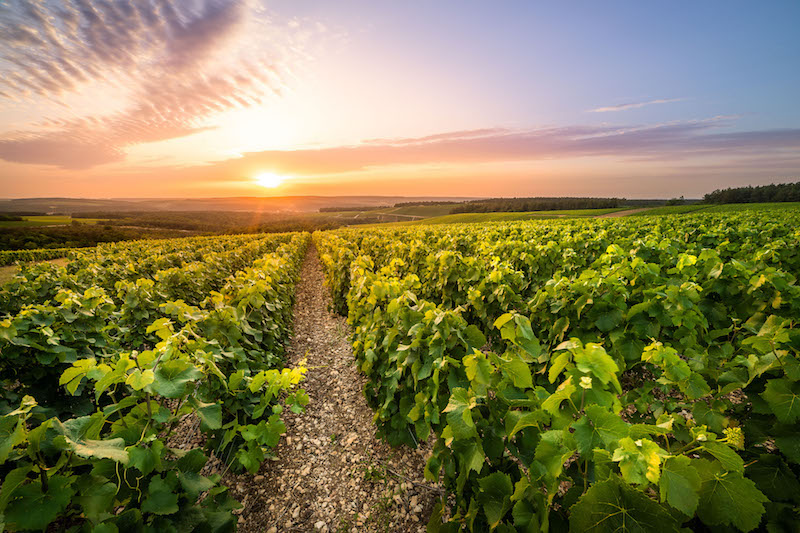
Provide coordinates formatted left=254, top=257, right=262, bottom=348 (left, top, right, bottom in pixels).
left=373, top=205, right=456, bottom=217
left=411, top=207, right=628, bottom=225
left=704, top=201, right=800, bottom=212
left=625, top=205, right=710, bottom=216
left=626, top=202, right=800, bottom=217
left=0, top=215, right=105, bottom=227
left=311, top=204, right=456, bottom=223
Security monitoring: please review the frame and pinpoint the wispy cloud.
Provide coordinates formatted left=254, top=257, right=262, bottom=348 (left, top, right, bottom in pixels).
left=0, top=0, right=322, bottom=168
left=589, top=98, right=684, bottom=113
left=217, top=118, right=800, bottom=175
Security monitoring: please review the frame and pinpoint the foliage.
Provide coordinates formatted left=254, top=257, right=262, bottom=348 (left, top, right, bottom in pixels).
left=0, top=247, right=75, bottom=266
left=705, top=180, right=800, bottom=204
left=450, top=197, right=624, bottom=213
left=315, top=210, right=800, bottom=532
left=0, top=232, right=310, bottom=531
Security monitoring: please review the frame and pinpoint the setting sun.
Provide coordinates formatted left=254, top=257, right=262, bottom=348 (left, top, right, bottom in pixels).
left=254, top=172, right=284, bottom=188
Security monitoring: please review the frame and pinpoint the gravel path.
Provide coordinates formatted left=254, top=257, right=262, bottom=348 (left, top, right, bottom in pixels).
left=225, top=245, right=438, bottom=533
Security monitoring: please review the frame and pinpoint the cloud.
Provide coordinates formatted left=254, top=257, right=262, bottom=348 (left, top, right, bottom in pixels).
left=0, top=0, right=320, bottom=168
left=222, top=119, right=800, bottom=175
left=589, top=98, right=684, bottom=113
left=0, top=136, right=122, bottom=169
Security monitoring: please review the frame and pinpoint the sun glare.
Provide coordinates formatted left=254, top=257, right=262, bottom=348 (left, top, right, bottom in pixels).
left=254, top=172, right=284, bottom=188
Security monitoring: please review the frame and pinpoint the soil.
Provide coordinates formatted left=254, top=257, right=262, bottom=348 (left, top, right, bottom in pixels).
left=221, top=245, right=439, bottom=532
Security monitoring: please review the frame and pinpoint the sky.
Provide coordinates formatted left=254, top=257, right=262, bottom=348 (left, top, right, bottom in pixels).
left=0, top=0, right=799, bottom=199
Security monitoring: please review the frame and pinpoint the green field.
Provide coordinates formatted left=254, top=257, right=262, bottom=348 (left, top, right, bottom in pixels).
left=625, top=205, right=711, bottom=216
left=626, top=202, right=800, bottom=217
left=0, top=215, right=105, bottom=227
left=412, top=207, right=628, bottom=224
left=704, top=201, right=800, bottom=212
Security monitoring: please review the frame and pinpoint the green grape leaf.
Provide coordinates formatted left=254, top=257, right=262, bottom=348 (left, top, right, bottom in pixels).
left=505, top=409, right=549, bottom=437
left=542, top=377, right=576, bottom=416
left=477, top=472, right=513, bottom=529
left=774, top=435, right=800, bottom=464
left=573, top=343, right=621, bottom=392
left=152, top=360, right=203, bottom=399
left=178, top=471, right=216, bottom=500
left=702, top=441, right=744, bottom=473
left=189, top=397, right=223, bottom=430
left=548, top=352, right=571, bottom=383
left=443, top=388, right=478, bottom=441
left=611, top=437, right=667, bottom=485
left=463, top=351, right=493, bottom=395
left=569, top=476, right=679, bottom=532
left=0, top=465, right=31, bottom=513
left=500, top=354, right=533, bottom=389
left=694, top=458, right=767, bottom=532
left=0, top=416, right=26, bottom=464
left=176, top=448, right=208, bottom=473
left=53, top=416, right=129, bottom=464
left=76, top=481, right=116, bottom=524
left=141, top=477, right=179, bottom=515
left=659, top=455, right=701, bottom=516
left=761, top=378, right=800, bottom=423
left=594, top=309, right=623, bottom=333
left=573, top=407, right=629, bottom=456
left=4, top=476, right=74, bottom=531
left=745, top=454, right=800, bottom=503
left=126, top=369, right=155, bottom=391
left=534, top=430, right=576, bottom=480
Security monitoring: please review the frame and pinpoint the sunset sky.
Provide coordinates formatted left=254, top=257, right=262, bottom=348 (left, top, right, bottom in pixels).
left=1, top=1, right=799, bottom=199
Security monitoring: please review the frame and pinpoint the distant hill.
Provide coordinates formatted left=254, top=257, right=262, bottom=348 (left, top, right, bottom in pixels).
left=0, top=196, right=479, bottom=214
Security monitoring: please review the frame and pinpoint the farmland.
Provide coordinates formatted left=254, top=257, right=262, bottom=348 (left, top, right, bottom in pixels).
left=0, top=215, right=105, bottom=228
left=1, top=206, right=800, bottom=531
left=0, top=233, right=310, bottom=531
left=315, top=207, right=800, bottom=532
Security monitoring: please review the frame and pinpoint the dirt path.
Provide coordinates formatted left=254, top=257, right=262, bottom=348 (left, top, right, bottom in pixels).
left=225, top=245, right=437, bottom=533
left=596, top=207, right=653, bottom=218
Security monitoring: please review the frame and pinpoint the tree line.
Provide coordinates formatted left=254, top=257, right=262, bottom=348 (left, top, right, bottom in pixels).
left=704, top=180, right=800, bottom=204
left=450, top=197, right=623, bottom=213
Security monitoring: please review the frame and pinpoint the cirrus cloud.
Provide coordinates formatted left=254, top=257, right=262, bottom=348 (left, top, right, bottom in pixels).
left=589, top=98, right=684, bottom=113
left=0, top=0, right=321, bottom=168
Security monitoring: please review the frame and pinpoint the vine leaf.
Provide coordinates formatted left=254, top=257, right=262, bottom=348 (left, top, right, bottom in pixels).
left=694, top=458, right=767, bottom=532
left=569, top=476, right=679, bottom=532
left=0, top=417, right=26, bottom=464
left=152, top=360, right=203, bottom=399
left=701, top=442, right=743, bottom=473
left=189, top=397, right=223, bottom=431
left=141, top=477, right=179, bottom=515
left=572, top=405, right=629, bottom=455
left=53, top=417, right=128, bottom=464
left=761, top=378, right=800, bottom=423
left=541, top=377, right=576, bottom=416
left=745, top=454, right=800, bottom=504
left=612, top=437, right=667, bottom=485
left=659, top=455, right=701, bottom=516
left=477, top=472, right=513, bottom=529
left=4, top=476, right=75, bottom=531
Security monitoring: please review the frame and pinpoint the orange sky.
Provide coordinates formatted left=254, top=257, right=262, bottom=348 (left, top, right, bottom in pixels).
left=1, top=2, right=799, bottom=199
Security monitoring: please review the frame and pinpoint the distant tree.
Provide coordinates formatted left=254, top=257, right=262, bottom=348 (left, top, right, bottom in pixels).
left=666, top=196, right=685, bottom=206
left=704, top=180, right=800, bottom=204
left=450, top=197, right=624, bottom=213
